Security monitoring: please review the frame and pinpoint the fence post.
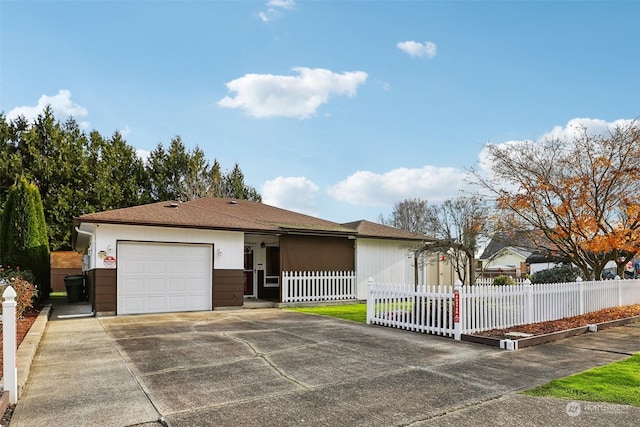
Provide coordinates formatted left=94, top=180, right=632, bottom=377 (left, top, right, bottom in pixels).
left=576, top=276, right=584, bottom=315
left=3, top=285, right=18, bottom=404
left=453, top=280, right=462, bottom=340
left=281, top=272, right=287, bottom=302
left=366, top=277, right=374, bottom=325
left=523, top=279, right=533, bottom=324
left=617, top=278, right=622, bottom=307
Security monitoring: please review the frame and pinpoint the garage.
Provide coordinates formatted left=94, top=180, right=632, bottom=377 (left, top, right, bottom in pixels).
left=117, top=241, right=213, bottom=315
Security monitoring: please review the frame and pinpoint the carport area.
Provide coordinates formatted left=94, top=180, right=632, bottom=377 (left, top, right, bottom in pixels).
left=12, top=308, right=640, bottom=427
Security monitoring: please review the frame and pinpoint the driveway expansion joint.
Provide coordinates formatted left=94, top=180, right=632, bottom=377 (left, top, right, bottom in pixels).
left=561, top=345, right=635, bottom=356
left=100, top=319, right=164, bottom=422
left=226, top=332, right=311, bottom=389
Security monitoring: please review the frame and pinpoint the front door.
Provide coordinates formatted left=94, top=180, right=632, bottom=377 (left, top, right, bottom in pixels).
left=244, top=245, right=255, bottom=296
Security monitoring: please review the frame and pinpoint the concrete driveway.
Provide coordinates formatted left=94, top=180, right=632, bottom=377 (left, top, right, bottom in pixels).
left=13, top=307, right=640, bottom=426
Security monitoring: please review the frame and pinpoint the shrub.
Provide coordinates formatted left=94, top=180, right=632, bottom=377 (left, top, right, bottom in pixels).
left=530, top=264, right=582, bottom=284
left=493, top=275, right=516, bottom=286
left=0, top=265, right=38, bottom=318
left=0, top=176, right=51, bottom=298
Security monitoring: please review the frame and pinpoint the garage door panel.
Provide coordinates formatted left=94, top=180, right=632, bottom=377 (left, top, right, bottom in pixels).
left=167, top=278, right=187, bottom=292
left=147, top=296, right=168, bottom=311
left=186, top=295, right=209, bottom=310
left=147, top=278, right=167, bottom=293
left=147, top=260, right=166, bottom=274
left=168, top=296, right=187, bottom=310
left=167, top=260, right=187, bottom=275
left=188, top=279, right=209, bottom=292
left=188, top=261, right=209, bottom=274
left=122, top=296, right=144, bottom=313
left=121, top=278, right=144, bottom=293
left=121, top=259, right=146, bottom=274
left=118, top=242, right=213, bottom=315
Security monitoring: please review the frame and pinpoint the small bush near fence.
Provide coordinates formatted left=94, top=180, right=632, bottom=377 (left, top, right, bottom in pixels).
left=0, top=265, right=38, bottom=318
left=493, top=275, right=516, bottom=286
left=530, top=265, right=582, bottom=284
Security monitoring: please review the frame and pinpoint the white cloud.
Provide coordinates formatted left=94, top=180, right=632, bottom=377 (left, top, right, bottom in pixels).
left=218, top=67, right=368, bottom=119
left=119, top=125, right=131, bottom=138
left=136, top=149, right=151, bottom=164
left=539, top=117, right=636, bottom=141
left=397, top=40, right=437, bottom=58
left=6, top=89, right=88, bottom=123
left=328, top=166, right=468, bottom=207
left=477, top=117, right=639, bottom=178
left=262, top=176, right=320, bottom=216
left=259, top=0, right=296, bottom=22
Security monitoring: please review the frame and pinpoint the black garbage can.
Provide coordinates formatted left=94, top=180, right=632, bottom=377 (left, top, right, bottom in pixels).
left=64, top=274, right=85, bottom=303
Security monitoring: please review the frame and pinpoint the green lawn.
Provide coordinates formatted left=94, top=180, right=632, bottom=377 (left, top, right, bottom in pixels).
left=285, top=304, right=367, bottom=323
left=49, top=292, right=68, bottom=298
left=285, top=301, right=420, bottom=323
left=523, top=353, right=640, bottom=407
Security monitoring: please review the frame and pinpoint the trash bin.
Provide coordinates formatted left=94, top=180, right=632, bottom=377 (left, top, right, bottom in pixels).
left=64, top=274, right=85, bottom=303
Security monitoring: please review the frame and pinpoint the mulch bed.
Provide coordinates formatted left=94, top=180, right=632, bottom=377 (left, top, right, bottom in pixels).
left=475, top=304, right=640, bottom=340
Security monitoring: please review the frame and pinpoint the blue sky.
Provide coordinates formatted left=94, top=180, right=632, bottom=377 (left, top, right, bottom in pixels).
left=2, top=0, right=639, bottom=223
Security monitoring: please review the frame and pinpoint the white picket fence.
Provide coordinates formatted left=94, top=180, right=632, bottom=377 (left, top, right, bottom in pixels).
left=367, top=278, right=640, bottom=340
left=281, top=271, right=357, bottom=303
left=365, top=283, right=456, bottom=337
left=1, top=286, right=18, bottom=403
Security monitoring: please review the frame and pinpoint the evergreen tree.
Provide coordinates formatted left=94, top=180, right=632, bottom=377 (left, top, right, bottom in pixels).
left=1, top=108, right=262, bottom=250
left=0, top=176, right=51, bottom=297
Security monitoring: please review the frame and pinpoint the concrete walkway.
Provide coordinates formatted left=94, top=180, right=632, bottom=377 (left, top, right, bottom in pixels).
left=11, top=305, right=640, bottom=427
left=10, top=302, right=159, bottom=427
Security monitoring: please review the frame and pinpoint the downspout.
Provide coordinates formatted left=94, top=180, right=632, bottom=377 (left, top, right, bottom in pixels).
left=73, top=226, right=97, bottom=318
left=74, top=227, right=95, bottom=251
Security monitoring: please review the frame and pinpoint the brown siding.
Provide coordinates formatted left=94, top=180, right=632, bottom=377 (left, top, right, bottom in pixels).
left=87, top=268, right=117, bottom=313
left=280, top=235, right=355, bottom=272
left=213, top=269, right=244, bottom=308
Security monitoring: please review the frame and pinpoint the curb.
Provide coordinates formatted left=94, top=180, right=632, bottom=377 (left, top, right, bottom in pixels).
left=462, top=314, right=640, bottom=350
left=0, top=303, right=52, bottom=411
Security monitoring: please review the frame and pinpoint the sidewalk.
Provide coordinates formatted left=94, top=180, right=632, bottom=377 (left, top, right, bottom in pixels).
left=10, top=302, right=640, bottom=427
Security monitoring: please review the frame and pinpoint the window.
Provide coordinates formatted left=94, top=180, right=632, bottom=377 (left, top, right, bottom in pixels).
left=265, top=246, right=280, bottom=287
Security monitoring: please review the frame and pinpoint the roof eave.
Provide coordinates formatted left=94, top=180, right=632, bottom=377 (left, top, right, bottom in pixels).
left=73, top=217, right=275, bottom=234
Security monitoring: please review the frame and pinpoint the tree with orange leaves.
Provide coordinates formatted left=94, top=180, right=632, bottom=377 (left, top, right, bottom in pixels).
left=474, top=120, right=640, bottom=280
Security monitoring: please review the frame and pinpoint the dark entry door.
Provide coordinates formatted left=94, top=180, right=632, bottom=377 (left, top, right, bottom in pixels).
left=244, top=246, right=254, bottom=296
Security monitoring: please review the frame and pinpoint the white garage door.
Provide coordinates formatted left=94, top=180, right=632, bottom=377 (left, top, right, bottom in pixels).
left=117, top=242, right=213, bottom=315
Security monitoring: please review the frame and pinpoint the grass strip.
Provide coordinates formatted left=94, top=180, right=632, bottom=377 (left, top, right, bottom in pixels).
left=285, top=304, right=367, bottom=323
left=523, top=353, right=640, bottom=407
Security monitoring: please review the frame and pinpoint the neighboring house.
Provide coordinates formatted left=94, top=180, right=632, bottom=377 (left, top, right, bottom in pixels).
left=479, top=231, right=572, bottom=277
left=478, top=232, right=535, bottom=278
left=525, top=252, right=571, bottom=274
left=72, top=197, right=426, bottom=316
